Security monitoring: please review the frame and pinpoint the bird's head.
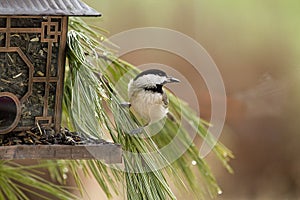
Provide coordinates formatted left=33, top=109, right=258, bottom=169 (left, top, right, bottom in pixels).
left=131, top=69, right=180, bottom=91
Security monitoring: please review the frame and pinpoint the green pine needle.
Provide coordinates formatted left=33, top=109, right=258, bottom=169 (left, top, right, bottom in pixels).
left=0, top=161, right=78, bottom=200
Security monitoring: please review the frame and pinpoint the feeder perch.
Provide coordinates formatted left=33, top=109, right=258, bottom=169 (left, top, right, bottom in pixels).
left=0, top=0, right=122, bottom=163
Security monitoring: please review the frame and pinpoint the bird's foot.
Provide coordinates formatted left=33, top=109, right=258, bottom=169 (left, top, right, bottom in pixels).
left=120, top=102, right=131, bottom=108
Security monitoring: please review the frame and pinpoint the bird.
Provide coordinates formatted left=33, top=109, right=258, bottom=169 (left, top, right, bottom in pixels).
left=123, top=69, right=180, bottom=134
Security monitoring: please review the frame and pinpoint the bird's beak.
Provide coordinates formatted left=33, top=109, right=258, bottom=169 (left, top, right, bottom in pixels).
left=167, top=76, right=180, bottom=83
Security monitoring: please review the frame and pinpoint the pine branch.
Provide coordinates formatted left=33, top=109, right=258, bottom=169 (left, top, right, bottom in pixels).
left=60, top=17, right=234, bottom=199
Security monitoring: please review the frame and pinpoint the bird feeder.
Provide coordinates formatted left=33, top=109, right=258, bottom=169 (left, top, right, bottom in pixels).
left=0, top=0, right=121, bottom=163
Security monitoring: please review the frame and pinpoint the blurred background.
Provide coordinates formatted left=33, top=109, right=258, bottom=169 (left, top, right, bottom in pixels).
left=81, top=0, right=300, bottom=199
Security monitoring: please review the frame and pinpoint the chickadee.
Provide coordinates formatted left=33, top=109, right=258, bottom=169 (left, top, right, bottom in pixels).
left=125, top=69, right=180, bottom=134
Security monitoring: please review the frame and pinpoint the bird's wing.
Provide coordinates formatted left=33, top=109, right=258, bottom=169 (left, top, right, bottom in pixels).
left=162, top=92, right=169, bottom=108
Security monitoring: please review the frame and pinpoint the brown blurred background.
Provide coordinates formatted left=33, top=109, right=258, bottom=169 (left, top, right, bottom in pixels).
left=81, top=0, right=300, bottom=199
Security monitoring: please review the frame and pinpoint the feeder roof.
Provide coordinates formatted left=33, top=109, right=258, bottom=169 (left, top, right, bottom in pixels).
left=0, top=0, right=100, bottom=16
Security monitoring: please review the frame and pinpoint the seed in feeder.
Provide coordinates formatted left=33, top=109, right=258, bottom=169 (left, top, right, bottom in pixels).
left=37, top=71, right=44, bottom=76
left=13, top=139, right=22, bottom=144
left=17, top=132, right=26, bottom=137
left=23, top=111, right=32, bottom=118
left=23, top=137, right=34, bottom=144
left=7, top=54, right=15, bottom=64
left=65, top=136, right=76, bottom=145
left=11, top=34, right=20, bottom=38
left=30, top=37, right=39, bottom=42
left=39, top=49, right=44, bottom=56
left=13, top=72, right=22, bottom=79
left=1, top=78, right=12, bottom=83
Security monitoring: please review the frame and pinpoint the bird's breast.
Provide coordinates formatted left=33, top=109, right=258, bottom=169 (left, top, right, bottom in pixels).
left=130, top=90, right=168, bottom=124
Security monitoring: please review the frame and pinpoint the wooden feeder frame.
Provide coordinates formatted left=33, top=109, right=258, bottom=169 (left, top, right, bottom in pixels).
left=0, top=16, right=68, bottom=134
left=0, top=0, right=122, bottom=163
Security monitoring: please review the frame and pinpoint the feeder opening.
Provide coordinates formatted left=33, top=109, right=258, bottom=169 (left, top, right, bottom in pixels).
left=0, top=94, right=19, bottom=133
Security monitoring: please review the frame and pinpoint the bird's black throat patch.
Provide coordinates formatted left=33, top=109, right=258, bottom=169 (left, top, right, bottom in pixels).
left=144, top=84, right=163, bottom=94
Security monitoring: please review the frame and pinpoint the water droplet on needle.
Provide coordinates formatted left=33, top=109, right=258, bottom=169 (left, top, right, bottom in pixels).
left=217, top=189, right=223, bottom=195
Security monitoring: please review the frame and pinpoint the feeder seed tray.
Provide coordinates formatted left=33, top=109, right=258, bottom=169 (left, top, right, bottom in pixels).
left=0, top=126, right=122, bottom=163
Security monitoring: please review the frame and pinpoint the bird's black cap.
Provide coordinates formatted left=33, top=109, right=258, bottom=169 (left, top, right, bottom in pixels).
left=134, top=69, right=167, bottom=81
